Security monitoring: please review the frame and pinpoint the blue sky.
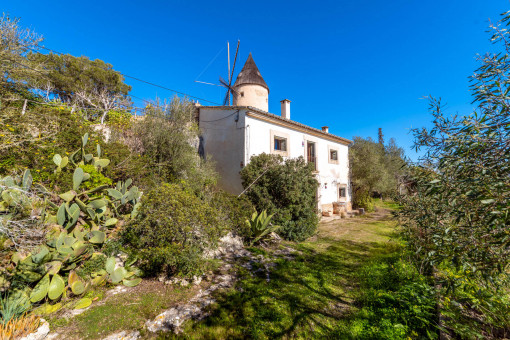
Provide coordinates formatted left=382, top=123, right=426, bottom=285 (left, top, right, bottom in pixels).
left=4, top=0, right=509, bottom=160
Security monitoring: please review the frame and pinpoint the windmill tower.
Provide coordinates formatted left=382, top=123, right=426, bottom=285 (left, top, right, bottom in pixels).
left=232, top=53, right=269, bottom=112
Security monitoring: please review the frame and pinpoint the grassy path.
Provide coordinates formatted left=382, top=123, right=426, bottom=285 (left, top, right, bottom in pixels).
left=48, top=202, right=400, bottom=339
left=177, top=202, right=400, bottom=339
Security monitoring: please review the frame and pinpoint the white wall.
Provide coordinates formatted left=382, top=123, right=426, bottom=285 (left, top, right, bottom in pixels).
left=199, top=107, right=351, bottom=210
left=245, top=113, right=351, bottom=209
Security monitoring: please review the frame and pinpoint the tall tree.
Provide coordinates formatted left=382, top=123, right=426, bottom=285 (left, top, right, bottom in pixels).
left=378, top=127, right=384, bottom=145
left=27, top=53, right=132, bottom=123
left=0, top=13, right=43, bottom=95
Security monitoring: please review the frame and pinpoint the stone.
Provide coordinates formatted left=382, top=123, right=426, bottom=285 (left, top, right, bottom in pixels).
left=102, top=330, right=140, bottom=340
left=192, top=275, right=202, bottom=285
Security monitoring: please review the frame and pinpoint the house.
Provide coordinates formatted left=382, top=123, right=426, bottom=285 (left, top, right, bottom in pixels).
left=197, top=53, right=352, bottom=213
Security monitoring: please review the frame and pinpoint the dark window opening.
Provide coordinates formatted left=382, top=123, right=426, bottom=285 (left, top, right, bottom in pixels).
left=274, top=137, right=287, bottom=151
left=339, top=187, right=346, bottom=198
left=330, top=150, right=338, bottom=161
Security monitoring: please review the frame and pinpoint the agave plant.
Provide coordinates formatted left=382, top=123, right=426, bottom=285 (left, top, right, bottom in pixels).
left=246, top=210, right=280, bottom=246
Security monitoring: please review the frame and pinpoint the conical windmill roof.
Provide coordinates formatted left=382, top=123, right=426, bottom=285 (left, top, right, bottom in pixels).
left=233, top=53, right=269, bottom=92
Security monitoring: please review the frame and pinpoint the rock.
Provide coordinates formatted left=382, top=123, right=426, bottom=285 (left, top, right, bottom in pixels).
left=203, top=232, right=244, bottom=259
left=102, top=330, right=140, bottom=340
left=20, top=318, right=50, bottom=340
left=192, top=275, right=202, bottom=285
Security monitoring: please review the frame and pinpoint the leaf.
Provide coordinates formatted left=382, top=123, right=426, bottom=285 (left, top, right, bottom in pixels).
left=104, top=218, right=118, bottom=227
left=53, top=154, right=62, bottom=166
left=123, top=278, right=142, bottom=287
left=60, top=156, right=69, bottom=168
left=33, top=302, right=62, bottom=315
left=32, top=245, right=49, bottom=264
left=73, top=167, right=84, bottom=190
left=48, top=274, right=65, bottom=300
left=82, top=133, right=89, bottom=147
left=30, top=274, right=50, bottom=302
left=57, top=203, right=66, bottom=226
left=68, top=271, right=79, bottom=286
left=59, top=190, right=76, bottom=202
left=91, top=274, right=106, bottom=286
left=95, top=159, right=110, bottom=168
left=71, top=281, right=85, bottom=295
left=22, top=169, right=32, bottom=190
left=45, top=261, right=62, bottom=275
left=88, top=199, right=106, bottom=209
left=107, top=189, right=123, bottom=200
left=481, top=199, right=496, bottom=204
left=97, top=144, right=101, bottom=157
left=88, top=231, right=106, bottom=244
left=105, top=257, right=116, bottom=274
left=74, top=297, right=92, bottom=309
left=110, top=267, right=126, bottom=283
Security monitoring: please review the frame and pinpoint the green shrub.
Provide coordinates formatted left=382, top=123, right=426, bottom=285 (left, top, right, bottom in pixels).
left=343, top=256, right=437, bottom=339
left=122, top=183, right=228, bottom=277
left=279, top=210, right=319, bottom=242
left=240, top=153, right=319, bottom=242
left=210, top=191, right=255, bottom=239
left=352, top=190, right=375, bottom=212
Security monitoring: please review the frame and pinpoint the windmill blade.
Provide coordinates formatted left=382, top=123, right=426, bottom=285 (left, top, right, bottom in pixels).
left=220, top=77, right=239, bottom=95
left=223, top=91, right=230, bottom=106
left=228, top=40, right=240, bottom=88
left=219, top=77, right=229, bottom=87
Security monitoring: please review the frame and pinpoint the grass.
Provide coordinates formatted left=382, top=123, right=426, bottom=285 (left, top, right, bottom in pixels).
left=174, top=204, right=403, bottom=339
left=49, top=280, right=206, bottom=339
left=48, top=202, right=425, bottom=339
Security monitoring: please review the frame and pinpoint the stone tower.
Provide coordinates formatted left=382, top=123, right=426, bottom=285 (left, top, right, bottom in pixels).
left=232, top=53, right=269, bottom=112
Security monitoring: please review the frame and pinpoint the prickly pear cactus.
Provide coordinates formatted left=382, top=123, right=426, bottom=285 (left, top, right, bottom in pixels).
left=2, top=134, right=143, bottom=315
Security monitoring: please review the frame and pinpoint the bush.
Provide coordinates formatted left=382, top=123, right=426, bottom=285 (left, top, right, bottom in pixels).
left=344, top=256, right=437, bottom=339
left=122, top=183, right=228, bottom=277
left=129, top=97, right=218, bottom=195
left=210, top=191, right=255, bottom=239
left=352, top=190, right=375, bottom=212
left=240, top=153, right=319, bottom=242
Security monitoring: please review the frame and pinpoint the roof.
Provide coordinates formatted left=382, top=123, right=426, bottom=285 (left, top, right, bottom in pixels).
left=198, top=105, right=353, bottom=146
left=233, top=53, right=269, bottom=92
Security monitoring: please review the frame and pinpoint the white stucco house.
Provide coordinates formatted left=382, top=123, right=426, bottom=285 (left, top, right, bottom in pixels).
left=197, top=53, right=352, bottom=213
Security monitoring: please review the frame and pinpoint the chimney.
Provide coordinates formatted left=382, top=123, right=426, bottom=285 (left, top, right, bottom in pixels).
left=322, top=126, right=329, bottom=133
left=280, top=99, right=291, bottom=120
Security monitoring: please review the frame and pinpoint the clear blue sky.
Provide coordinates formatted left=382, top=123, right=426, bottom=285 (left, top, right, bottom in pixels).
left=4, top=0, right=509, bottom=160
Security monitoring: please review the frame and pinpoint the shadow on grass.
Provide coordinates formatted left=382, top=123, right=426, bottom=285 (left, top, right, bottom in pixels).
left=175, top=238, right=400, bottom=339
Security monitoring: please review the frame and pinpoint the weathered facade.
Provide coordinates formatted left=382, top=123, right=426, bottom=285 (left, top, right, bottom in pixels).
left=198, top=54, right=352, bottom=213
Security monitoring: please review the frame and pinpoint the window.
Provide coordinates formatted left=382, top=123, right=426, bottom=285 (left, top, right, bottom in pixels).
left=339, top=187, right=346, bottom=198
left=274, top=137, right=287, bottom=151
left=328, top=145, right=340, bottom=164
left=330, top=149, right=338, bottom=161
left=241, top=91, right=244, bottom=97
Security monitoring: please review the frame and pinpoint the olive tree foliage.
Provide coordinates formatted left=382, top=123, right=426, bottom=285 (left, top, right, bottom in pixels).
left=398, top=11, right=510, bottom=333
left=0, top=13, right=43, bottom=94
left=349, top=135, right=405, bottom=209
left=129, top=97, right=218, bottom=194
left=26, top=53, right=132, bottom=123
